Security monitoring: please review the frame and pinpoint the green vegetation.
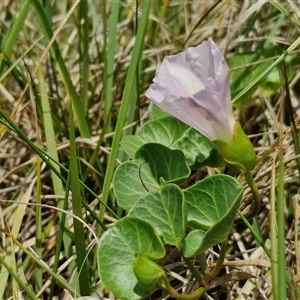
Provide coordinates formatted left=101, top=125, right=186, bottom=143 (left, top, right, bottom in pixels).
left=0, top=1, right=300, bottom=299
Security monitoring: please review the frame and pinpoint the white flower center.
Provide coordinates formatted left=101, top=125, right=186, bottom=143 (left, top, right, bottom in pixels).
left=166, top=60, right=203, bottom=96
left=192, top=82, right=202, bottom=94
left=173, top=71, right=203, bottom=96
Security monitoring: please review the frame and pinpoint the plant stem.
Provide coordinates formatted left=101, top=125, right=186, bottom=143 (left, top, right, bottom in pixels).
left=182, top=256, right=206, bottom=287
left=244, top=170, right=260, bottom=219
left=160, top=272, right=206, bottom=300
left=208, top=239, right=227, bottom=281
left=198, top=252, right=209, bottom=281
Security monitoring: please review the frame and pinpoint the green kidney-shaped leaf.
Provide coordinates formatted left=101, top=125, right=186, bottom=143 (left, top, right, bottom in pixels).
left=183, top=174, right=243, bottom=229
left=98, top=217, right=165, bottom=300
left=114, top=143, right=190, bottom=210
left=172, top=127, right=223, bottom=169
left=182, top=175, right=243, bottom=257
left=135, top=143, right=190, bottom=185
left=113, top=160, right=159, bottom=210
left=122, top=116, right=188, bottom=158
left=128, top=184, right=187, bottom=246
left=133, top=254, right=165, bottom=291
left=183, top=197, right=241, bottom=258
left=151, top=103, right=172, bottom=120
left=122, top=115, right=223, bottom=169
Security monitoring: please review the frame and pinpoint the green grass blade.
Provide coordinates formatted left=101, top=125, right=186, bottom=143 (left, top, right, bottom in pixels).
left=29, top=0, right=90, bottom=137
left=38, top=65, right=73, bottom=255
left=34, top=156, right=43, bottom=291
left=103, top=1, right=120, bottom=121
left=42, top=0, right=53, bottom=25
left=2, top=1, right=31, bottom=58
left=270, top=156, right=278, bottom=299
left=238, top=211, right=271, bottom=258
left=79, top=0, right=89, bottom=113
left=49, top=170, right=72, bottom=299
left=99, top=1, right=151, bottom=221
left=277, top=129, right=287, bottom=299
left=69, top=98, right=90, bottom=296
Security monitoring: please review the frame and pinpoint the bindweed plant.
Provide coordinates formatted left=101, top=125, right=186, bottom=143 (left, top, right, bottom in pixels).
left=2, top=2, right=300, bottom=299
left=97, top=39, right=259, bottom=299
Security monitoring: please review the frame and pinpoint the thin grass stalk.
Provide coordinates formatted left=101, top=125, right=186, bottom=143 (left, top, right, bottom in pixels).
left=38, top=66, right=73, bottom=256
left=73, top=1, right=105, bottom=184
left=116, top=67, right=140, bottom=176
left=40, top=0, right=69, bottom=136
left=49, top=173, right=71, bottom=299
left=103, top=1, right=120, bottom=127
left=238, top=211, right=271, bottom=258
left=30, top=0, right=90, bottom=137
left=102, top=0, right=108, bottom=122
left=79, top=0, right=89, bottom=113
left=277, top=117, right=287, bottom=299
left=82, top=107, right=110, bottom=182
left=81, top=1, right=120, bottom=185
left=99, top=1, right=151, bottom=221
left=68, top=97, right=90, bottom=295
left=270, top=154, right=278, bottom=299
left=48, top=58, right=69, bottom=136
left=11, top=240, right=18, bottom=299
left=252, top=216, right=264, bottom=248
left=42, top=0, right=52, bottom=23
left=38, top=64, right=75, bottom=286
left=1, top=1, right=31, bottom=59
left=35, top=156, right=43, bottom=291
left=292, top=194, right=300, bottom=299
left=26, top=64, right=43, bottom=291
left=282, top=61, right=300, bottom=180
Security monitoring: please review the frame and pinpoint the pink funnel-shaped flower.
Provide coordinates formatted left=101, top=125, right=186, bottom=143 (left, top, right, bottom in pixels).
left=145, top=38, right=235, bottom=143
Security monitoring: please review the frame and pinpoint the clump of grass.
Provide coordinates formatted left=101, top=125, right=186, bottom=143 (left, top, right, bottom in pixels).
left=0, top=1, right=300, bottom=299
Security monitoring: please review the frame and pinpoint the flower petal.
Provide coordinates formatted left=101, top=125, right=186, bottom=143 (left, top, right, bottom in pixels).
left=146, top=38, right=235, bottom=142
